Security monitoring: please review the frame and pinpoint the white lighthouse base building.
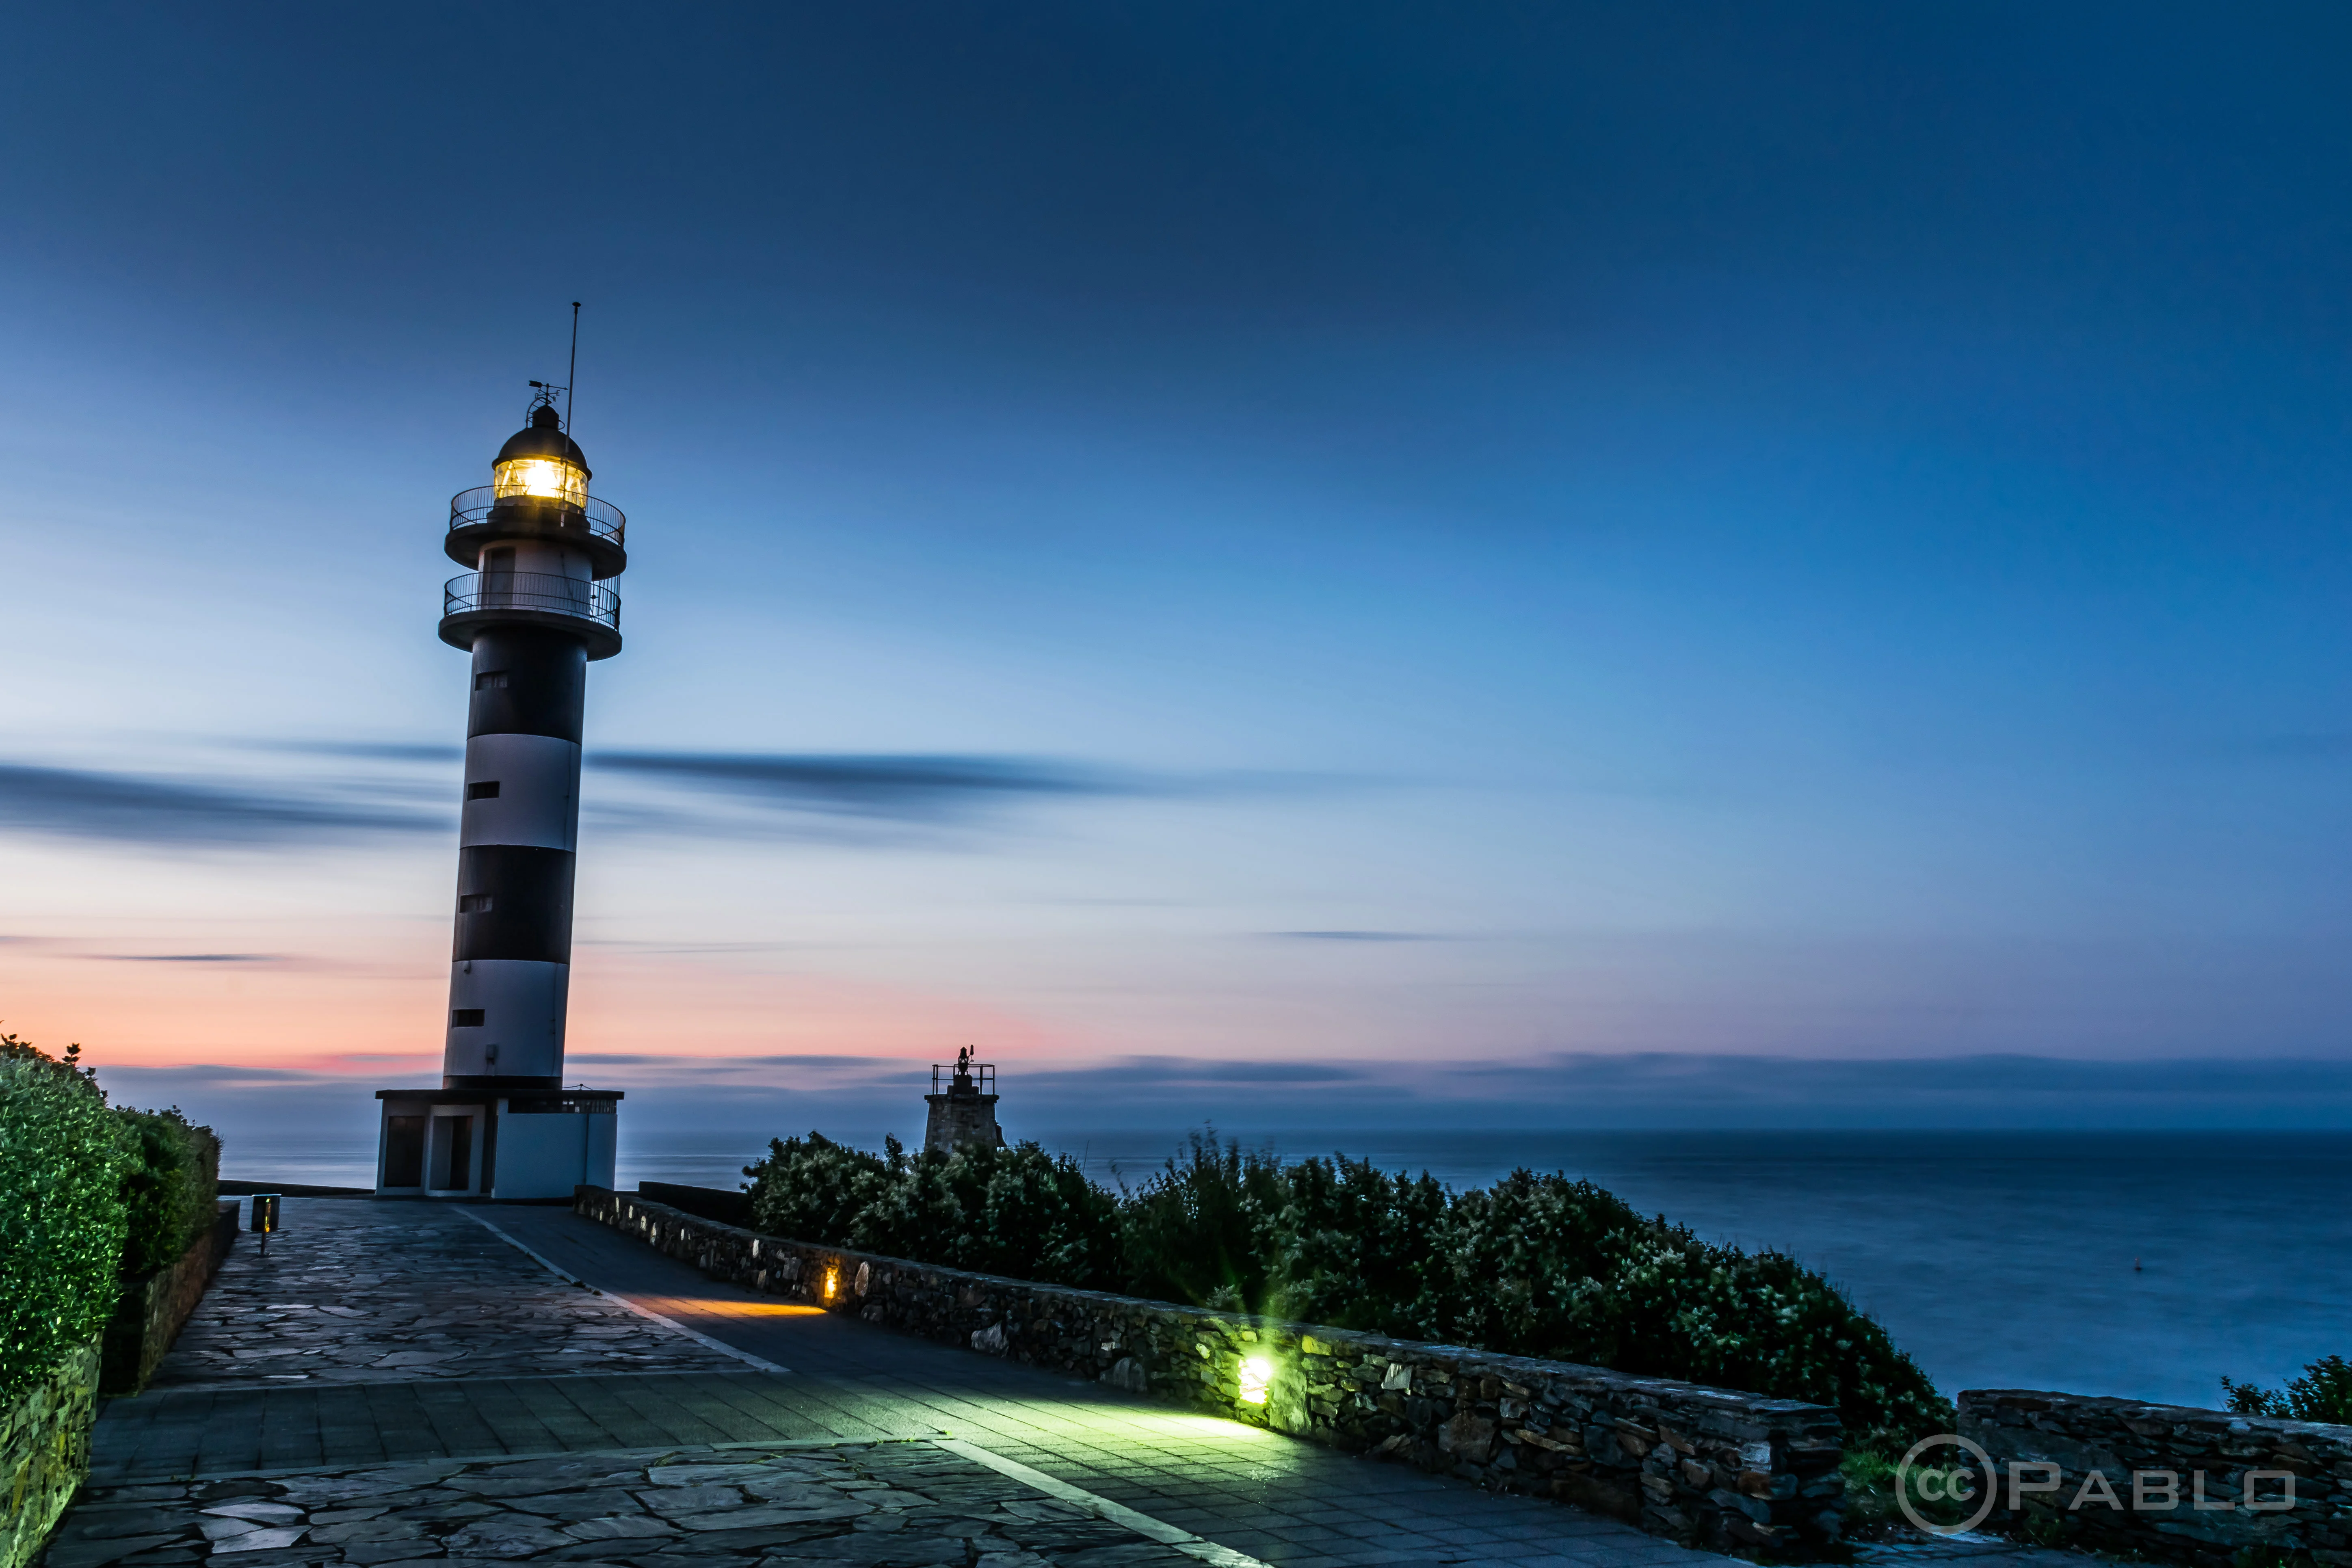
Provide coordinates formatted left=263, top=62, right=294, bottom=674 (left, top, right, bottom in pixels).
left=374, top=1088, right=618, bottom=1200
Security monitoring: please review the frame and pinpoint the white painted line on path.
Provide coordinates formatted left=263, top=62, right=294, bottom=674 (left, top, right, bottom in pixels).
left=459, top=1208, right=792, bottom=1375
left=932, top=1436, right=1271, bottom=1568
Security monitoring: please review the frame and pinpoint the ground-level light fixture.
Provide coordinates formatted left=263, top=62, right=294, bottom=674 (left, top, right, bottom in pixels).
left=1238, top=1354, right=1273, bottom=1406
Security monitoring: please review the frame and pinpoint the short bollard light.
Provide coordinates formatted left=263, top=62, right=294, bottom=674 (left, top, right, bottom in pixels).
left=251, top=1193, right=281, bottom=1257
left=822, top=1267, right=839, bottom=1302
left=1238, top=1354, right=1274, bottom=1406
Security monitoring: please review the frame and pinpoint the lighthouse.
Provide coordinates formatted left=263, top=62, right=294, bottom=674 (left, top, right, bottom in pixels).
left=373, top=381, right=628, bottom=1199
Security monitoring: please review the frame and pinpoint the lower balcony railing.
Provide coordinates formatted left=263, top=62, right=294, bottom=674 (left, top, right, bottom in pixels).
left=443, top=571, right=620, bottom=631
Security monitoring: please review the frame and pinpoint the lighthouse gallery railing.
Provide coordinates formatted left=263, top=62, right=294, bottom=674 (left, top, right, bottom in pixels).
left=443, top=571, right=621, bottom=631
left=448, top=487, right=626, bottom=550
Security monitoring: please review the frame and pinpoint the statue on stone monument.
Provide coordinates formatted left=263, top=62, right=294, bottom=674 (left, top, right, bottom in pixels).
left=926, top=1047, right=1004, bottom=1156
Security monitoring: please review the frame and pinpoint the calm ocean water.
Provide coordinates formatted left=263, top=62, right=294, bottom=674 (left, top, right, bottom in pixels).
left=233, top=1126, right=2350, bottom=1413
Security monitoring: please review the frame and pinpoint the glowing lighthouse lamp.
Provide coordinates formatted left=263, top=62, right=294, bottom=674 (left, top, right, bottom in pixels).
left=372, top=311, right=631, bottom=1200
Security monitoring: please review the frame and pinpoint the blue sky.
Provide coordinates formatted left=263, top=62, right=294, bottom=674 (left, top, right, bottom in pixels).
left=5, top=3, right=2352, bottom=1142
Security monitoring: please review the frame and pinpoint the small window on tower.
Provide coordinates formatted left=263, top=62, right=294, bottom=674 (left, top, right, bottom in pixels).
left=467, top=781, right=501, bottom=800
left=451, top=1008, right=485, bottom=1027
left=458, top=893, right=493, bottom=913
left=475, top=671, right=508, bottom=690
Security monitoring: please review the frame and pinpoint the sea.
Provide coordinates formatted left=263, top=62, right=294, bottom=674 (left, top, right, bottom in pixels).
left=231, top=1126, right=2350, bottom=1414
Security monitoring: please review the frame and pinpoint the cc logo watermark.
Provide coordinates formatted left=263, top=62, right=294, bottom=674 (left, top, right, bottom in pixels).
left=1896, top=1433, right=1998, bottom=1536
left=1893, top=1434, right=2297, bottom=1537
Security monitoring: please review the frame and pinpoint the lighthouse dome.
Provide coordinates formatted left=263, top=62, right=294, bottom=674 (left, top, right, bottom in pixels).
left=495, top=402, right=591, bottom=478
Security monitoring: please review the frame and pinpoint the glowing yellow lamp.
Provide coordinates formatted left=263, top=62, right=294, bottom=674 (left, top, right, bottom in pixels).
left=493, top=455, right=587, bottom=507
left=1238, top=1354, right=1273, bottom=1406
left=822, top=1267, right=839, bottom=1301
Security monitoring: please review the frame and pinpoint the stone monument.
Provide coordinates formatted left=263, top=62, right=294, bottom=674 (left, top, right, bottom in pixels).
left=923, top=1047, right=1005, bottom=1155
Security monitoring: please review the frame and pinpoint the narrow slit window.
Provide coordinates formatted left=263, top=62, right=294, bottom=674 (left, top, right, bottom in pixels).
left=450, top=1008, right=485, bottom=1027
left=458, top=893, right=493, bottom=913
left=467, top=781, right=500, bottom=800
left=474, top=671, right=508, bottom=691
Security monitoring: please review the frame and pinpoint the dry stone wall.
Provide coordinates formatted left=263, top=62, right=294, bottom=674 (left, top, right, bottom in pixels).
left=100, top=1202, right=238, bottom=1395
left=1961, top=1389, right=2352, bottom=1566
left=577, top=1187, right=1845, bottom=1557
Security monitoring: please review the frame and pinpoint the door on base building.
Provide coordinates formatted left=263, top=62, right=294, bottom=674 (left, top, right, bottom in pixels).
left=383, top=1115, right=426, bottom=1187
left=429, top=1114, right=473, bottom=1191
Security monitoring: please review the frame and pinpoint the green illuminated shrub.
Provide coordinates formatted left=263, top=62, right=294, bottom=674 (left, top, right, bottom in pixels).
left=1597, top=1231, right=1948, bottom=1452
left=747, top=1135, right=1120, bottom=1288
left=743, top=1131, right=900, bottom=1247
left=0, top=1036, right=138, bottom=1404
left=740, top=1122, right=1949, bottom=1445
left=1264, top=1151, right=1449, bottom=1338
left=861, top=1141, right=1122, bottom=1289
left=1117, top=1130, right=1286, bottom=1313
left=1424, top=1169, right=1656, bottom=1363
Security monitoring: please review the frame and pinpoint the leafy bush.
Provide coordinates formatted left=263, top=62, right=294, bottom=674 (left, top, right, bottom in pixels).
left=1119, top=1130, right=1287, bottom=1313
left=1266, top=1151, right=1450, bottom=1339
left=0, top=1035, right=138, bottom=1403
left=748, top=1134, right=1123, bottom=1289
left=1425, top=1169, right=1656, bottom=1363
left=863, top=1142, right=1123, bottom=1289
left=117, top=1107, right=223, bottom=1278
left=2224, top=1357, right=2352, bottom=1423
left=744, top=1132, right=900, bottom=1248
left=1611, top=1235, right=1949, bottom=1453
left=740, top=1123, right=1950, bottom=1445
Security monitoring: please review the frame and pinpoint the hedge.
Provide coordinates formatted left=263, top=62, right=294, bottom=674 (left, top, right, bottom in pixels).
left=0, top=1038, right=137, bottom=1406
left=746, top=1127, right=1951, bottom=1449
left=118, top=1108, right=222, bottom=1278
left=0, top=1034, right=226, bottom=1406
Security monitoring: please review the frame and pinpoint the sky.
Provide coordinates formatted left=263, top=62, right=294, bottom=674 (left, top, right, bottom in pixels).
left=5, top=2, right=2352, bottom=1153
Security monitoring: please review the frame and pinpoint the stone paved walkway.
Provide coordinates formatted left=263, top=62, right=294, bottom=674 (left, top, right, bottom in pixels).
left=468, top=1205, right=1726, bottom=1568
left=155, top=1205, right=744, bottom=1389
left=44, top=1441, right=1216, bottom=1568
left=62, top=1196, right=2078, bottom=1568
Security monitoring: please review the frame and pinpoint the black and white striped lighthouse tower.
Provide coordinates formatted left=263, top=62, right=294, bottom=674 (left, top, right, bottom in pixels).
left=373, top=373, right=629, bottom=1199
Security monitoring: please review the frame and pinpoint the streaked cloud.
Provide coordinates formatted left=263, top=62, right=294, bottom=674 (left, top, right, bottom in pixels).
left=251, top=741, right=465, bottom=763
left=588, top=752, right=1157, bottom=822
left=1076, top=1055, right=1373, bottom=1085
left=567, top=1051, right=898, bottom=1069
left=0, top=762, right=438, bottom=847
left=84, top=952, right=279, bottom=964
left=0, top=746, right=1340, bottom=850
left=1265, top=930, right=1439, bottom=942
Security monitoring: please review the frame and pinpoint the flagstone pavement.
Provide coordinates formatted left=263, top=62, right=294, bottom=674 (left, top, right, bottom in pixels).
left=48, top=1198, right=2086, bottom=1568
